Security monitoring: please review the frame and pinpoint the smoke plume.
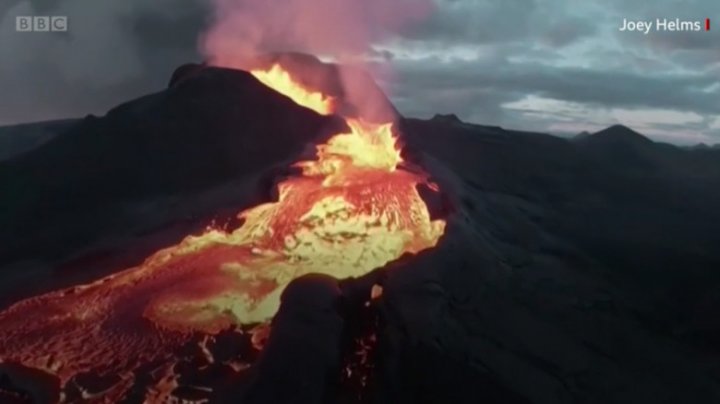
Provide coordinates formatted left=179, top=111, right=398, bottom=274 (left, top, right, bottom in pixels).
left=200, top=0, right=434, bottom=121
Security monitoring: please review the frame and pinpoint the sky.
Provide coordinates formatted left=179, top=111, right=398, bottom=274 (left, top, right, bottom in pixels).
left=0, top=0, right=718, bottom=144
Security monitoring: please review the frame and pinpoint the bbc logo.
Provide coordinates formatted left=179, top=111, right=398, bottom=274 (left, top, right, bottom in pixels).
left=16, top=16, right=68, bottom=32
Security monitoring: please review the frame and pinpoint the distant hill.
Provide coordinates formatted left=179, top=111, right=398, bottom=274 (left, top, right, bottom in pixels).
left=0, top=119, right=79, bottom=161
left=567, top=124, right=720, bottom=178
left=572, top=124, right=653, bottom=146
left=572, top=130, right=592, bottom=140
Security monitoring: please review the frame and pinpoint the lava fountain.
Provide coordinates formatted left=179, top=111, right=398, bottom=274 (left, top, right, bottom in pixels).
left=0, top=63, right=446, bottom=401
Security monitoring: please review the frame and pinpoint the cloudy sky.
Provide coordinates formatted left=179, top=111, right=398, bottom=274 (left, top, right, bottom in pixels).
left=0, top=0, right=718, bottom=144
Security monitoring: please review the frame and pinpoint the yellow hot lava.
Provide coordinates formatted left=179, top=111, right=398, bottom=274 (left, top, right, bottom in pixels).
left=250, top=63, right=335, bottom=115
left=0, top=63, right=446, bottom=399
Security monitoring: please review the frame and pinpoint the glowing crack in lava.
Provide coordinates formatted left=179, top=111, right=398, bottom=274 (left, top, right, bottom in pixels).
left=0, top=63, right=446, bottom=399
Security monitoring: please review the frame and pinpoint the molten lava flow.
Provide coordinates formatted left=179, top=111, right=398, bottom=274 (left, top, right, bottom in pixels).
left=0, top=63, right=445, bottom=401
left=250, top=63, right=335, bottom=115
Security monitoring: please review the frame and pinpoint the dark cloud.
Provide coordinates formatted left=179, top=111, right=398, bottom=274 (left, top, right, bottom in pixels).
left=399, top=0, right=599, bottom=48
left=391, top=57, right=718, bottom=115
left=0, top=0, right=207, bottom=124
left=386, top=0, right=720, bottom=143
left=401, top=0, right=538, bottom=44
left=541, top=18, right=597, bottom=47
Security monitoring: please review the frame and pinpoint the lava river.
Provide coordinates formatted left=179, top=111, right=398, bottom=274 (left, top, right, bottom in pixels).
left=0, top=63, right=446, bottom=401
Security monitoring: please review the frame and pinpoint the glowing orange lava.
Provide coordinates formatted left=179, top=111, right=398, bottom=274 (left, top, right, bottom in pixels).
left=250, top=63, right=335, bottom=115
left=0, top=63, right=445, bottom=401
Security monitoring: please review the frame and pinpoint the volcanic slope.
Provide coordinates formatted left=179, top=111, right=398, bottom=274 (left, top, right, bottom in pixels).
left=0, top=58, right=446, bottom=402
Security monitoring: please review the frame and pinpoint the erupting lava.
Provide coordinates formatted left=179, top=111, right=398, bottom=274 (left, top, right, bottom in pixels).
left=0, top=63, right=445, bottom=401
left=250, top=63, right=335, bottom=115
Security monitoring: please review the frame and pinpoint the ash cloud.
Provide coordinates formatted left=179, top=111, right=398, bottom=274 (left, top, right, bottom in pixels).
left=200, top=0, right=434, bottom=122
left=200, top=0, right=433, bottom=65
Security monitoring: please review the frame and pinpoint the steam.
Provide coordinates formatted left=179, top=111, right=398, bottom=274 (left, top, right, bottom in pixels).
left=200, top=0, right=434, bottom=121
left=202, top=0, right=432, bottom=63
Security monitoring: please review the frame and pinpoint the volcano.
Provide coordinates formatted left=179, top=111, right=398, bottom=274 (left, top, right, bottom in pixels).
left=0, top=55, right=446, bottom=403
left=2, top=55, right=720, bottom=403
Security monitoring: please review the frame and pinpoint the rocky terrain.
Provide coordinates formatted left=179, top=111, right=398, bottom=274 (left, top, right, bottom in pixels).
left=1, top=61, right=720, bottom=403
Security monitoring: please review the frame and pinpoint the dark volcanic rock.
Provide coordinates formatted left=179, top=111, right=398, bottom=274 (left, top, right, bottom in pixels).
left=0, top=66, right=344, bottom=280
left=1, top=66, right=338, bottom=219
left=241, top=274, right=345, bottom=404
left=0, top=363, right=60, bottom=404
left=168, top=62, right=208, bottom=88
left=397, top=117, right=720, bottom=403
left=575, top=124, right=653, bottom=147
left=430, top=113, right=463, bottom=124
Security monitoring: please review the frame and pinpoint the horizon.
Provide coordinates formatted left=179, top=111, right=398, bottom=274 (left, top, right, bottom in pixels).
left=2, top=107, right=717, bottom=148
